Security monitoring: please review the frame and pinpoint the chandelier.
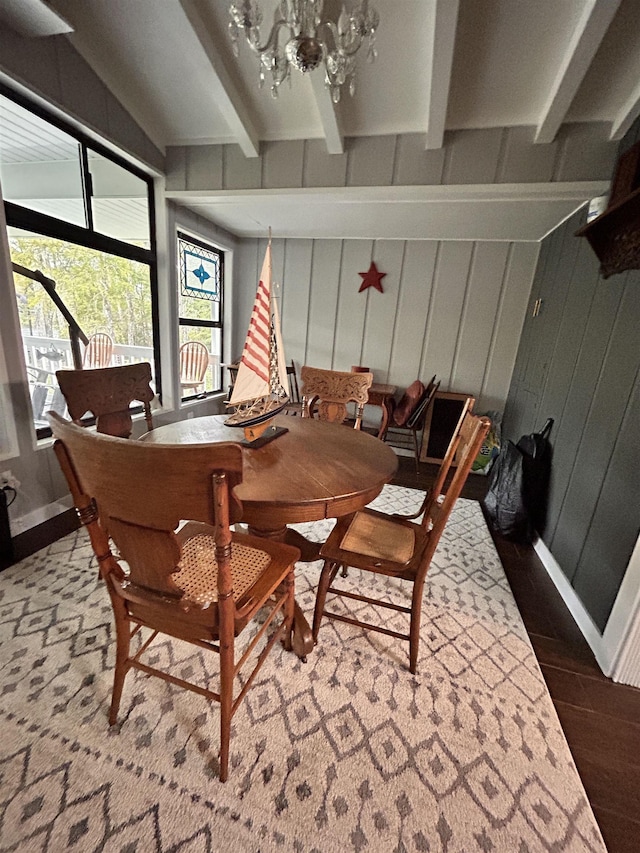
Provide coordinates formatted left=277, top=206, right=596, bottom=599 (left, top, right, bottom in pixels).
left=228, top=1, right=379, bottom=102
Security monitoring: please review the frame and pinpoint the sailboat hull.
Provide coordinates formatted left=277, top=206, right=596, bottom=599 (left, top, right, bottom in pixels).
left=224, top=397, right=290, bottom=429
left=225, top=399, right=290, bottom=447
left=235, top=422, right=289, bottom=448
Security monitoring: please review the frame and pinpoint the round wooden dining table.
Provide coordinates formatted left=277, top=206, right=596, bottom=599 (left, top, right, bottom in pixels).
left=141, top=413, right=398, bottom=658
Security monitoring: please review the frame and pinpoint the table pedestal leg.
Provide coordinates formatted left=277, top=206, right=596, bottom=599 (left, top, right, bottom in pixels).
left=247, top=524, right=316, bottom=661
left=284, top=528, right=322, bottom=562
left=290, top=604, right=314, bottom=662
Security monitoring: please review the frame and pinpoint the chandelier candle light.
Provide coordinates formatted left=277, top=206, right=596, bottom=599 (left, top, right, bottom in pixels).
left=228, top=0, right=379, bottom=101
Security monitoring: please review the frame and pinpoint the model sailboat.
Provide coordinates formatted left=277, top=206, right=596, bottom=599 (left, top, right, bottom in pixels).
left=225, top=239, right=290, bottom=444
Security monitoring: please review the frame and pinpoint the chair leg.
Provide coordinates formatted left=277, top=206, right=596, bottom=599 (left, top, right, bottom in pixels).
left=283, top=568, right=295, bottom=652
left=312, top=560, right=341, bottom=643
left=218, top=613, right=235, bottom=783
left=109, top=603, right=131, bottom=725
left=412, top=430, right=420, bottom=472
left=409, top=583, right=425, bottom=675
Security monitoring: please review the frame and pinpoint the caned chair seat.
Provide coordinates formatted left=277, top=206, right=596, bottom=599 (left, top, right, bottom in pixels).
left=175, top=525, right=273, bottom=606
left=313, top=406, right=489, bottom=673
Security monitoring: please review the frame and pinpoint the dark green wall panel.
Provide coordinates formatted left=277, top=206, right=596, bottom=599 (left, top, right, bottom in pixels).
left=551, top=275, right=639, bottom=598
left=573, top=379, right=640, bottom=628
left=503, top=207, right=640, bottom=632
left=544, top=270, right=621, bottom=554
left=523, top=218, right=580, bottom=416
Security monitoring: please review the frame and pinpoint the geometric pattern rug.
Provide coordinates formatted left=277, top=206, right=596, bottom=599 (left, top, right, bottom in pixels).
left=0, top=486, right=606, bottom=852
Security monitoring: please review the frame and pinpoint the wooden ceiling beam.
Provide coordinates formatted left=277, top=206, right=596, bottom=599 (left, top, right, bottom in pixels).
left=535, top=0, right=620, bottom=145
left=424, top=0, right=459, bottom=151
left=0, top=0, right=73, bottom=37
left=610, top=80, right=640, bottom=141
left=309, top=72, right=344, bottom=155
left=179, top=0, right=260, bottom=158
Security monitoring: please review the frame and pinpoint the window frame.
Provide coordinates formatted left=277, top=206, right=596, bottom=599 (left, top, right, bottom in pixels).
left=1, top=85, right=160, bottom=439
left=177, top=230, right=224, bottom=400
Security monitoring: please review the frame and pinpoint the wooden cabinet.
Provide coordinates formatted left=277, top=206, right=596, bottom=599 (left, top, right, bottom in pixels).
left=419, top=391, right=470, bottom=464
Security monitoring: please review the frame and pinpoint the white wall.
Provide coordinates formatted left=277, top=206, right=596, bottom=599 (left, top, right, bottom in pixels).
left=234, top=237, right=540, bottom=413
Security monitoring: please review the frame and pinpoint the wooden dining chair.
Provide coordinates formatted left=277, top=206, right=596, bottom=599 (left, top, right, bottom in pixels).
left=396, top=395, right=476, bottom=522
left=282, top=360, right=304, bottom=415
left=83, top=332, right=113, bottom=369
left=287, top=359, right=301, bottom=403
left=300, top=366, right=373, bottom=429
left=48, top=412, right=299, bottom=783
left=179, top=340, right=210, bottom=396
left=56, top=362, right=155, bottom=438
left=312, top=410, right=490, bottom=673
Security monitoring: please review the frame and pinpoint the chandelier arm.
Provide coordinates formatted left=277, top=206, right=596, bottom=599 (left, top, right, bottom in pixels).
left=245, top=17, right=289, bottom=57
left=317, top=20, right=363, bottom=59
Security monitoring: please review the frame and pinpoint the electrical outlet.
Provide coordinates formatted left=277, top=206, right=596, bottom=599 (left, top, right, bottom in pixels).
left=1, top=471, right=20, bottom=490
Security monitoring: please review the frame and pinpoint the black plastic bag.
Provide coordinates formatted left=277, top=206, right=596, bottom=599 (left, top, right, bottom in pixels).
left=482, top=418, right=554, bottom=543
left=516, top=417, right=554, bottom=536
left=482, top=440, right=531, bottom=542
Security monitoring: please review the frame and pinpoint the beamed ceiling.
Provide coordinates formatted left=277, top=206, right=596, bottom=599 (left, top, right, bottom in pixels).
left=2, top=0, right=640, bottom=240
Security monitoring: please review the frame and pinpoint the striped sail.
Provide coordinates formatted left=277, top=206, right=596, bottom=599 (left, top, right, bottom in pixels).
left=228, top=242, right=287, bottom=406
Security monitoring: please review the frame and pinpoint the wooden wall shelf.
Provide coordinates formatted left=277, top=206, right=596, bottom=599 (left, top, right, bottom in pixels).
left=577, top=140, right=640, bottom=279
left=576, top=185, right=640, bottom=279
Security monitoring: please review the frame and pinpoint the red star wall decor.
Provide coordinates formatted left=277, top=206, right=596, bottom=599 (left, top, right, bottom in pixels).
left=358, top=261, right=386, bottom=293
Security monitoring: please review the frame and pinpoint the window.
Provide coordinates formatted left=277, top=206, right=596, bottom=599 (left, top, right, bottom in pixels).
left=0, top=87, right=158, bottom=438
left=88, top=150, right=150, bottom=245
left=177, top=232, right=223, bottom=398
left=0, top=96, right=85, bottom=227
left=10, top=230, right=154, bottom=431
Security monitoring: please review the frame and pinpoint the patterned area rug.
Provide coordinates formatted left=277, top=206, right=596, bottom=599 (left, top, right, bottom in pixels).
left=0, top=486, right=605, bottom=852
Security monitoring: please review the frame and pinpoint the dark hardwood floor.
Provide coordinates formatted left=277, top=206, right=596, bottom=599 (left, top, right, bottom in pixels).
left=392, top=455, right=640, bottom=853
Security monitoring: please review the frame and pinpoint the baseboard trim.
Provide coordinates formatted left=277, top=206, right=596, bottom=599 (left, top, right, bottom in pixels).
left=532, top=536, right=613, bottom=676
left=10, top=508, right=79, bottom=565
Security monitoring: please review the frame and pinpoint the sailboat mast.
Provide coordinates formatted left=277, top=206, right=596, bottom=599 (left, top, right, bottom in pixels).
left=272, top=288, right=288, bottom=394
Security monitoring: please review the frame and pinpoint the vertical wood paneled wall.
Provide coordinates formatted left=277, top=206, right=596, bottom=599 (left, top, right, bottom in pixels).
left=234, top=237, right=539, bottom=413
left=166, top=125, right=617, bottom=193
left=504, top=205, right=640, bottom=632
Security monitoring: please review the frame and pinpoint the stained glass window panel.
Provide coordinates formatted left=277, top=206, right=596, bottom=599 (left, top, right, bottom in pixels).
left=179, top=234, right=221, bottom=321
left=177, top=231, right=224, bottom=398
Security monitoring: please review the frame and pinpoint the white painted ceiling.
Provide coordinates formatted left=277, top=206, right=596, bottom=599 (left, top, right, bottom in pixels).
left=3, top=0, right=640, bottom=241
